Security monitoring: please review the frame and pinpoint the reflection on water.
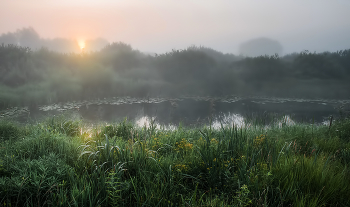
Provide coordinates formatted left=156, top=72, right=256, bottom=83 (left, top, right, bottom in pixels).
left=276, top=115, right=296, bottom=128
left=211, top=113, right=245, bottom=129
left=135, top=116, right=177, bottom=130
left=134, top=113, right=246, bottom=130
left=0, top=96, right=349, bottom=127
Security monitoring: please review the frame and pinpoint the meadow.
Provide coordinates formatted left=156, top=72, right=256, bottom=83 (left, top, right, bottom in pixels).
left=0, top=113, right=350, bottom=207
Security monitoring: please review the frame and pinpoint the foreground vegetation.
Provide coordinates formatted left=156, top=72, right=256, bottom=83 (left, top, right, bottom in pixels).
left=1, top=114, right=350, bottom=206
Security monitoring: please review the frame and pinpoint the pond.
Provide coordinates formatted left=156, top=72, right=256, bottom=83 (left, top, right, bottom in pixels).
left=1, top=96, right=349, bottom=128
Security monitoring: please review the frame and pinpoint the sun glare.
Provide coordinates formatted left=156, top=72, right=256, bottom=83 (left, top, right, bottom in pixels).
left=78, top=40, right=85, bottom=50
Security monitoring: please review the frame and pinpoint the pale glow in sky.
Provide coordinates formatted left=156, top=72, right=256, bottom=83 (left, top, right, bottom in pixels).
left=78, top=40, right=85, bottom=50
left=1, top=0, right=350, bottom=54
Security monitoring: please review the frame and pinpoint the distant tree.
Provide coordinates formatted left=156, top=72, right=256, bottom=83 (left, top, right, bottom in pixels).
left=239, top=37, right=283, bottom=57
left=0, top=44, right=33, bottom=87
left=97, top=42, right=145, bottom=71
left=293, top=50, right=346, bottom=80
left=239, top=54, right=286, bottom=81
left=155, top=48, right=216, bottom=83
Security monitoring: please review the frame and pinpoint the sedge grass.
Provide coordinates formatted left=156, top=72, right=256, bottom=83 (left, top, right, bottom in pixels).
left=0, top=115, right=349, bottom=206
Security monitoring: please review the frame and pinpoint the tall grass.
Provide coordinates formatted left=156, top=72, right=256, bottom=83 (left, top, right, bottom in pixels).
left=0, top=115, right=349, bottom=206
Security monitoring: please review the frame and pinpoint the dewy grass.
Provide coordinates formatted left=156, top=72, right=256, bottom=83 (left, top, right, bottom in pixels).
left=0, top=115, right=350, bottom=206
left=0, top=120, right=23, bottom=142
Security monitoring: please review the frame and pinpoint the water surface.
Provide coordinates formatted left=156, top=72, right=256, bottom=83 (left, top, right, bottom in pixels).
left=1, top=96, right=349, bottom=127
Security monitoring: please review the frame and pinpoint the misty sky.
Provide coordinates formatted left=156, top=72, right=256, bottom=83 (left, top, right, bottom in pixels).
left=1, top=0, right=350, bottom=54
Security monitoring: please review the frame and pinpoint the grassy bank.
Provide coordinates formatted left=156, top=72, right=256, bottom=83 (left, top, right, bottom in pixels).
left=0, top=115, right=350, bottom=206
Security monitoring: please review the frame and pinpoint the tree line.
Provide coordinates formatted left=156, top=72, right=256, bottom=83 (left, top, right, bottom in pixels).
left=1, top=43, right=350, bottom=107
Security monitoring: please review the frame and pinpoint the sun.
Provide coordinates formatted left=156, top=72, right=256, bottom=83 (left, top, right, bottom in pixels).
left=77, top=40, right=85, bottom=50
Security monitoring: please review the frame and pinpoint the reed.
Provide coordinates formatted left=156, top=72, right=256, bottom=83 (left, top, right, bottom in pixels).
left=0, top=115, right=349, bottom=206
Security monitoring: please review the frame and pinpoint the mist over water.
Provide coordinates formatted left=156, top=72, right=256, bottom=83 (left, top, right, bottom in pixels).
left=1, top=29, right=350, bottom=126
left=1, top=96, right=347, bottom=129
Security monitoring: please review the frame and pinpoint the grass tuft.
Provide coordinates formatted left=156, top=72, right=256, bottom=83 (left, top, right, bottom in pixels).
left=1, top=115, right=350, bottom=206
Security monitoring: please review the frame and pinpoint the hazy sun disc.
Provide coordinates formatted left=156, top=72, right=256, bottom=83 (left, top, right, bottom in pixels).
left=78, top=40, right=85, bottom=50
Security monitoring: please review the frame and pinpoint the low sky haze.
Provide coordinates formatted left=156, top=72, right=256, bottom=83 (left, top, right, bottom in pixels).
left=1, top=0, right=350, bottom=54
